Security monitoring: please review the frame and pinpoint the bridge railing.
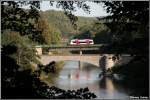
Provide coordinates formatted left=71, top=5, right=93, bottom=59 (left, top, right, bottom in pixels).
left=34, top=44, right=107, bottom=48
left=33, top=44, right=108, bottom=55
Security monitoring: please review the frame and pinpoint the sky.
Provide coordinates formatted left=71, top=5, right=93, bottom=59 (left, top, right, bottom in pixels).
left=40, top=1, right=110, bottom=17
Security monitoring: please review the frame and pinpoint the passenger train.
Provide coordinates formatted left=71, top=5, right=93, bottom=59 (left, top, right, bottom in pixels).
left=70, top=39, right=94, bottom=45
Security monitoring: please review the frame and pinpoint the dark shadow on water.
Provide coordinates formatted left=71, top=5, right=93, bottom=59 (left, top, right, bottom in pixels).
left=99, top=76, right=107, bottom=89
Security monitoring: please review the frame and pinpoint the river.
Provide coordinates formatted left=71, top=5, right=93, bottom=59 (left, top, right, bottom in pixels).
left=48, top=61, right=130, bottom=99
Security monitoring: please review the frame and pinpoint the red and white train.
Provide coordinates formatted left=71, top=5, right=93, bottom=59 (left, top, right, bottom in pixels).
left=70, top=39, right=94, bottom=45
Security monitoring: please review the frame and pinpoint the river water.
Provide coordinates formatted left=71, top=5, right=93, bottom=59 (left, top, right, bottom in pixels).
left=49, top=61, right=130, bottom=99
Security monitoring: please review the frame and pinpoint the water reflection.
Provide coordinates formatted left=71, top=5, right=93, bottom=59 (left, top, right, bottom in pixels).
left=98, top=76, right=128, bottom=99
left=51, top=61, right=129, bottom=99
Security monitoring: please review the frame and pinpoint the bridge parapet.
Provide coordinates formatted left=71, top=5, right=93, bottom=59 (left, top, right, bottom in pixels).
left=34, top=44, right=107, bottom=55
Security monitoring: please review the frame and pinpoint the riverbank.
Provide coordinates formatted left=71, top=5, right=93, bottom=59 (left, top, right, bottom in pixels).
left=39, top=61, right=65, bottom=85
left=37, top=86, right=97, bottom=99
left=107, top=55, right=149, bottom=97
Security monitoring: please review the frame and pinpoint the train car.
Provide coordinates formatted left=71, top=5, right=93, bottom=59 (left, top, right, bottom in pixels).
left=70, top=39, right=94, bottom=45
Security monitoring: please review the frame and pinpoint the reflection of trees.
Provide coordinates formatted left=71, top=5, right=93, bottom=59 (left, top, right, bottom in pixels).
left=99, top=55, right=107, bottom=74
left=99, top=77, right=107, bottom=89
left=99, top=77, right=115, bottom=94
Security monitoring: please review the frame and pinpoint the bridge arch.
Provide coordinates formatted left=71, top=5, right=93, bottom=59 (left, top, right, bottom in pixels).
left=39, top=55, right=100, bottom=67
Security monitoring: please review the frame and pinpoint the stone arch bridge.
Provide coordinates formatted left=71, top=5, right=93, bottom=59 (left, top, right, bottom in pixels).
left=35, top=45, right=132, bottom=69
left=39, top=55, right=132, bottom=69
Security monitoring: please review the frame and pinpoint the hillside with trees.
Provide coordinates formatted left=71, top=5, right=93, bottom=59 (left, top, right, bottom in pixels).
left=40, top=10, right=111, bottom=44
left=40, top=10, right=97, bottom=38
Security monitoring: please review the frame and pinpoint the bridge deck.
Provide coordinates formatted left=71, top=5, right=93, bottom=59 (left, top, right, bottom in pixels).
left=34, top=44, right=106, bottom=48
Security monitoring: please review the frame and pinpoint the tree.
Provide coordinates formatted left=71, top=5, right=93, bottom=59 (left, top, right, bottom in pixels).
left=51, top=29, right=62, bottom=45
left=1, top=1, right=43, bottom=98
left=1, top=1, right=91, bottom=98
left=1, top=1, right=40, bottom=36
left=74, top=30, right=92, bottom=39
left=92, top=22, right=111, bottom=44
left=100, top=1, right=149, bottom=96
left=73, top=22, right=111, bottom=44
left=2, top=30, right=39, bottom=69
left=100, top=1, right=149, bottom=55
left=36, top=17, right=62, bottom=45
left=35, top=17, right=51, bottom=44
left=93, top=30, right=111, bottom=44
left=49, top=1, right=90, bottom=29
left=1, top=30, right=42, bottom=98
